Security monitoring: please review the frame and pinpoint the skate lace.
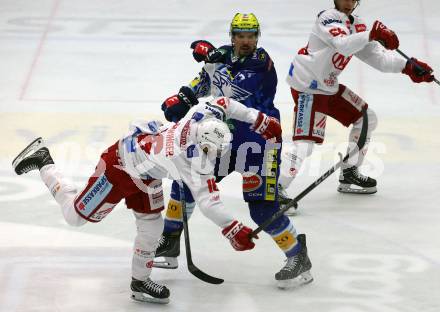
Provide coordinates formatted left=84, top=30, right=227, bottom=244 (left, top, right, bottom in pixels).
left=353, top=168, right=368, bottom=182
left=143, top=279, right=164, bottom=294
left=284, top=255, right=299, bottom=271
left=157, top=235, right=166, bottom=249
left=21, top=164, right=38, bottom=173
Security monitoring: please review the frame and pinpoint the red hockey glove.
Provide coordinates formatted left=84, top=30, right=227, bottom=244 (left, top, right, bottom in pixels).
left=190, top=40, right=216, bottom=62
left=252, top=112, right=282, bottom=142
left=222, top=220, right=257, bottom=251
left=402, top=58, right=435, bottom=83
left=161, top=86, right=198, bottom=122
left=369, top=20, right=399, bottom=50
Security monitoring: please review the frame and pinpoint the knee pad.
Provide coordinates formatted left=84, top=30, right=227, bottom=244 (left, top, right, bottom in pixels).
left=353, top=108, right=378, bottom=133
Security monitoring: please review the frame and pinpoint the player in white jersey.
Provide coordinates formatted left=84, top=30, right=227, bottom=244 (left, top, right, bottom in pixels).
left=280, top=0, right=435, bottom=213
left=12, top=96, right=282, bottom=304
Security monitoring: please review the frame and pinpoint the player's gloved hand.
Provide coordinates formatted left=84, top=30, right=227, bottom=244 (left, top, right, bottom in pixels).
left=252, top=112, right=282, bottom=142
left=222, top=220, right=257, bottom=251
left=190, top=40, right=216, bottom=62
left=402, top=58, right=435, bottom=83
left=161, top=86, right=198, bottom=122
left=190, top=40, right=227, bottom=63
left=369, top=20, right=399, bottom=50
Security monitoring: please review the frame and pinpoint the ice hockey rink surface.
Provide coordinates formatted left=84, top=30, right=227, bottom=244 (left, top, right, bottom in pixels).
left=1, top=0, right=440, bottom=311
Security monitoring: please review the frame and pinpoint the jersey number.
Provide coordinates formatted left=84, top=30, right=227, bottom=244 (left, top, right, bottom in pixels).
left=207, top=178, right=219, bottom=193
left=329, top=27, right=347, bottom=37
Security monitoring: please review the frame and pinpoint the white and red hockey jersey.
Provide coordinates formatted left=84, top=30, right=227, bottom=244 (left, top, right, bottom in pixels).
left=286, top=8, right=407, bottom=95
left=118, top=97, right=259, bottom=228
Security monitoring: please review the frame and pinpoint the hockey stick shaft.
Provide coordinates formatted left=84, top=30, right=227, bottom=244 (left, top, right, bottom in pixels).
left=250, top=107, right=369, bottom=238
left=177, top=181, right=224, bottom=284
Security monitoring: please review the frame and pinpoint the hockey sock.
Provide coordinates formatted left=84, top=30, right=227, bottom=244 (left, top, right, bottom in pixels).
left=39, top=164, right=86, bottom=226
left=132, top=212, right=163, bottom=280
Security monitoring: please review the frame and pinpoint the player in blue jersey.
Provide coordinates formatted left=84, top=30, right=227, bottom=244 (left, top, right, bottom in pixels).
left=155, top=13, right=312, bottom=288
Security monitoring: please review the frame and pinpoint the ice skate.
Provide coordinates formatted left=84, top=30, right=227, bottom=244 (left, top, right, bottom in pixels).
left=338, top=166, right=377, bottom=194
left=130, top=277, right=170, bottom=304
left=153, top=230, right=182, bottom=269
left=275, top=234, right=313, bottom=289
left=12, top=137, right=54, bottom=175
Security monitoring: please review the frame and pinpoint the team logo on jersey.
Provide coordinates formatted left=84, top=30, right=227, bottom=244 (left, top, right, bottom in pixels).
left=212, top=69, right=252, bottom=102
left=332, top=53, right=352, bottom=70
left=324, top=72, right=338, bottom=87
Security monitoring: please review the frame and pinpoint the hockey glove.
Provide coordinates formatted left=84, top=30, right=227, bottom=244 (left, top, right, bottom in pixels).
left=369, top=20, right=399, bottom=50
left=161, top=86, right=198, bottom=122
left=252, top=112, right=282, bottom=143
left=402, top=58, right=435, bottom=83
left=222, top=220, right=257, bottom=251
left=190, top=40, right=216, bottom=62
left=190, top=40, right=227, bottom=63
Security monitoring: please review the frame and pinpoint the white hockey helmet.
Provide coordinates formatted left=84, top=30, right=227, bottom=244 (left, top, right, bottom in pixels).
left=196, top=117, right=232, bottom=158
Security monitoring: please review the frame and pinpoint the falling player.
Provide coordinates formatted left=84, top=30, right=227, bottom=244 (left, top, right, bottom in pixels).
left=156, top=13, right=313, bottom=289
left=12, top=96, right=282, bottom=303
left=280, top=0, right=435, bottom=214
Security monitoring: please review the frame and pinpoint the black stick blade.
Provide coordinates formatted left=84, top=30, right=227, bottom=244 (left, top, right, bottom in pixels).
left=188, top=263, right=224, bottom=284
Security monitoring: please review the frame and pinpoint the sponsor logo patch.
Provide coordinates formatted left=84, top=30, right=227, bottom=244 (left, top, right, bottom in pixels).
left=322, top=18, right=342, bottom=26
left=180, top=120, right=191, bottom=147
left=273, top=230, right=296, bottom=251
left=242, top=173, right=263, bottom=192
left=77, top=174, right=113, bottom=217
left=295, top=93, right=312, bottom=136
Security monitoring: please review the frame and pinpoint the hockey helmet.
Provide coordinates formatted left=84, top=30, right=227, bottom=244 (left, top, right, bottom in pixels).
left=229, top=13, right=260, bottom=38
left=334, top=0, right=360, bottom=13
left=196, top=117, right=232, bottom=158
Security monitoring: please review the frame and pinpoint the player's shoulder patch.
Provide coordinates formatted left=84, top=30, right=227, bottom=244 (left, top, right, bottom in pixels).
left=256, top=47, right=268, bottom=61
left=352, top=15, right=367, bottom=32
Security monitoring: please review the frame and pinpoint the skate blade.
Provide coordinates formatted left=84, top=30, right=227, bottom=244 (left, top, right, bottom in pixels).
left=337, top=183, right=377, bottom=194
left=277, top=271, right=314, bottom=289
left=12, top=137, right=45, bottom=171
left=152, top=257, right=178, bottom=269
left=131, top=291, right=169, bottom=304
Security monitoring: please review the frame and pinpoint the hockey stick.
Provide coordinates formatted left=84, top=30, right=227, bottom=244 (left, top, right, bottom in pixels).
left=395, top=48, right=440, bottom=86
left=177, top=180, right=224, bottom=284
left=250, top=107, right=369, bottom=238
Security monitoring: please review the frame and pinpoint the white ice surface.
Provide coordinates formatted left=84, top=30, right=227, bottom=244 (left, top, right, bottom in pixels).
left=1, top=1, right=440, bottom=311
